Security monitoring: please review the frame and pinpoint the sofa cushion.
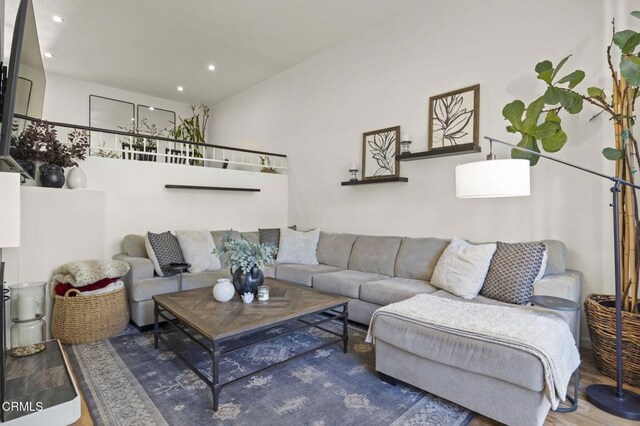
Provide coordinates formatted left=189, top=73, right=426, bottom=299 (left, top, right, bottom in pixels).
left=276, top=228, right=320, bottom=265
left=312, top=270, right=388, bottom=298
left=394, top=237, right=450, bottom=280
left=241, top=231, right=259, bottom=244
left=124, top=234, right=147, bottom=258
left=317, top=232, right=358, bottom=269
left=145, top=231, right=186, bottom=277
left=348, top=236, right=402, bottom=276
left=481, top=241, right=547, bottom=305
left=276, top=264, right=342, bottom=287
left=175, top=230, right=222, bottom=273
left=360, top=277, right=438, bottom=306
left=431, top=238, right=496, bottom=299
left=539, top=240, right=566, bottom=276
left=130, top=269, right=231, bottom=302
left=259, top=226, right=297, bottom=248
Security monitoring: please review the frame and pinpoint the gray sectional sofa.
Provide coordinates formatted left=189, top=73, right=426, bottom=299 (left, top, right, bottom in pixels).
left=114, top=230, right=581, bottom=426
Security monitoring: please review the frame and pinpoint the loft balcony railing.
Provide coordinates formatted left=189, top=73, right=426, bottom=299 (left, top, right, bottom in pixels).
left=13, top=114, right=287, bottom=172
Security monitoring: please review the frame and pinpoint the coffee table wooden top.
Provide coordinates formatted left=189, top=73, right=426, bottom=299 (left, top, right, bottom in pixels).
left=153, top=278, right=349, bottom=341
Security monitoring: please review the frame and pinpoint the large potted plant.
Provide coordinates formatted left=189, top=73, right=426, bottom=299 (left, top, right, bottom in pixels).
left=36, top=122, right=88, bottom=188
left=10, top=122, right=39, bottom=177
left=169, top=104, right=209, bottom=166
left=501, top=12, right=640, bottom=384
left=214, top=231, right=277, bottom=297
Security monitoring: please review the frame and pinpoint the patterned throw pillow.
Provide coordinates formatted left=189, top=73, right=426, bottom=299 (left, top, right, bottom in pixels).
left=480, top=241, right=547, bottom=305
left=145, top=231, right=185, bottom=277
left=259, top=226, right=297, bottom=249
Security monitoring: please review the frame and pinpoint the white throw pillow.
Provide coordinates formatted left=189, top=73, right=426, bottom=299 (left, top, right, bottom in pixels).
left=276, top=228, right=320, bottom=265
left=175, top=230, right=222, bottom=273
left=431, top=237, right=497, bottom=299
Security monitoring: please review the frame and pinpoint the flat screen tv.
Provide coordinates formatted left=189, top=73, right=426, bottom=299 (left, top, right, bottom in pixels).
left=0, top=0, right=45, bottom=178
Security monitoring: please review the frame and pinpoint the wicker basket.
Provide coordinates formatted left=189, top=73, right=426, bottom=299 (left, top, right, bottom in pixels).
left=52, top=286, right=129, bottom=344
left=584, top=293, right=640, bottom=386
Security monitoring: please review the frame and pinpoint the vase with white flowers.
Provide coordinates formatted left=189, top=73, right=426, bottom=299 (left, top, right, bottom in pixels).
left=214, top=231, right=277, bottom=297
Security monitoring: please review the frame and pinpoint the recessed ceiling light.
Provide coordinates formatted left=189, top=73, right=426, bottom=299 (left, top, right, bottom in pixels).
left=52, top=15, right=64, bottom=23
left=208, top=64, right=216, bottom=71
left=177, top=86, right=184, bottom=92
left=43, top=52, right=54, bottom=58
left=148, top=107, right=154, bottom=111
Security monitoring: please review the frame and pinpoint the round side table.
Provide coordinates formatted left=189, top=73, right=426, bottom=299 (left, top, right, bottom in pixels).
left=530, top=295, right=581, bottom=413
left=168, top=263, right=191, bottom=291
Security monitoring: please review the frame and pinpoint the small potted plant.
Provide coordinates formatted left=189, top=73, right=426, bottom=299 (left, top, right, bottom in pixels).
left=214, top=231, right=277, bottom=297
left=36, top=122, right=88, bottom=188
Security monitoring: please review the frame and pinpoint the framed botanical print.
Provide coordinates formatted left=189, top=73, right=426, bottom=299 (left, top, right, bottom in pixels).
left=429, top=84, right=480, bottom=150
left=362, top=126, right=401, bottom=180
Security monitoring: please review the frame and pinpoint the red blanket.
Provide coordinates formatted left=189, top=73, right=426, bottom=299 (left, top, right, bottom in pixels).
left=54, top=277, right=119, bottom=297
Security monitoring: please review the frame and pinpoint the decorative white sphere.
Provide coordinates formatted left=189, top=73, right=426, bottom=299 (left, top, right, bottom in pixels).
left=67, top=166, right=87, bottom=189
left=213, top=279, right=234, bottom=302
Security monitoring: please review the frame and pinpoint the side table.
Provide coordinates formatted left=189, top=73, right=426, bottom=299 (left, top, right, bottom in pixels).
left=168, top=263, right=191, bottom=291
left=530, top=294, right=581, bottom=413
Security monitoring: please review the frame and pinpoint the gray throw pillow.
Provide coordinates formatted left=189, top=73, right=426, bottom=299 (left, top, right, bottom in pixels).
left=480, top=241, right=547, bottom=305
left=259, top=226, right=296, bottom=248
left=145, top=231, right=185, bottom=277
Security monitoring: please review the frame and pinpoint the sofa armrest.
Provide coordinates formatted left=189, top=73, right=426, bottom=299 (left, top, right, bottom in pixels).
left=113, top=254, right=155, bottom=287
left=533, top=270, right=582, bottom=303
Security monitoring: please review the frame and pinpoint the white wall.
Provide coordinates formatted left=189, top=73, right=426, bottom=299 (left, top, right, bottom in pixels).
left=42, top=72, right=192, bottom=126
left=211, top=0, right=623, bottom=345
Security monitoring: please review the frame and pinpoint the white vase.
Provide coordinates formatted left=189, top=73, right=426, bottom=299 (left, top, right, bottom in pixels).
left=67, top=166, right=87, bottom=189
left=213, top=279, right=234, bottom=302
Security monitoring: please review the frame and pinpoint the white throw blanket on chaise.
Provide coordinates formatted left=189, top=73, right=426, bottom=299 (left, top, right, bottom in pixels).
left=366, top=294, right=580, bottom=409
left=51, top=259, right=130, bottom=289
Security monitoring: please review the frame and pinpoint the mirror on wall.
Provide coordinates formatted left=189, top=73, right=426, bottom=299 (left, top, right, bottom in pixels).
left=136, top=105, right=175, bottom=137
left=89, top=95, right=135, bottom=131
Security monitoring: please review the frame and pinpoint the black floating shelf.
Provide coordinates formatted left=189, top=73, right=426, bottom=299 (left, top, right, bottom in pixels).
left=165, top=185, right=260, bottom=192
left=397, top=143, right=481, bottom=161
left=341, top=176, right=408, bottom=186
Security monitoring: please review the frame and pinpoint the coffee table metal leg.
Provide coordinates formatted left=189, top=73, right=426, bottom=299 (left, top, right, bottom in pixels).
left=153, top=302, right=159, bottom=349
left=342, top=303, right=349, bottom=353
left=212, top=342, right=221, bottom=411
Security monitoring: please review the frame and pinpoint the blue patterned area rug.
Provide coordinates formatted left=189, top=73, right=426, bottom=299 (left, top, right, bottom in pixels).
left=66, top=318, right=474, bottom=425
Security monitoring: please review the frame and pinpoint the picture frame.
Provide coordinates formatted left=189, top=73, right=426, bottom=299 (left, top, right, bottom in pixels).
left=428, top=84, right=480, bottom=150
left=362, top=126, right=401, bottom=180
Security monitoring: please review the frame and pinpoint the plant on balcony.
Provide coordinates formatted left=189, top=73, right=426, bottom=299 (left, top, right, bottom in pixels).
left=169, top=104, right=210, bottom=166
left=500, top=11, right=640, bottom=383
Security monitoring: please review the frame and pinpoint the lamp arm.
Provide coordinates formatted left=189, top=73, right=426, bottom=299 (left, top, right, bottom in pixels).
left=485, top=136, right=640, bottom=191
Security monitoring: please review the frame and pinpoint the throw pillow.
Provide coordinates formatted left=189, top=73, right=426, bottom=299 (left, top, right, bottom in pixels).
left=145, top=231, right=185, bottom=277
left=430, top=237, right=497, bottom=299
left=175, top=230, right=222, bottom=274
left=259, top=225, right=297, bottom=249
left=276, top=228, right=320, bottom=265
left=480, top=241, right=547, bottom=305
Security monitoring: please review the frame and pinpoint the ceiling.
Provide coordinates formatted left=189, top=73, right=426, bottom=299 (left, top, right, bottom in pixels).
left=5, top=0, right=421, bottom=105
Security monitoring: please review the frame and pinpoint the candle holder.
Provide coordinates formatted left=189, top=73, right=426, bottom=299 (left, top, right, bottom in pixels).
left=257, top=285, right=270, bottom=301
left=349, top=168, right=359, bottom=181
left=400, top=140, right=412, bottom=154
left=9, top=282, right=47, bottom=357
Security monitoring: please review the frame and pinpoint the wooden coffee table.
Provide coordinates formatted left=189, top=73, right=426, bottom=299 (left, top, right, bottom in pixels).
left=152, top=278, right=349, bottom=411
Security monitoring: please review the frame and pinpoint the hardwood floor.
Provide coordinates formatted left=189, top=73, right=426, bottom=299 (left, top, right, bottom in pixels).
left=68, top=346, right=634, bottom=426
left=471, top=348, right=640, bottom=426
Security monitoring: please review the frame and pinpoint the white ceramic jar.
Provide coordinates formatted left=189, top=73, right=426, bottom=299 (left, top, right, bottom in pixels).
left=213, top=278, right=235, bottom=302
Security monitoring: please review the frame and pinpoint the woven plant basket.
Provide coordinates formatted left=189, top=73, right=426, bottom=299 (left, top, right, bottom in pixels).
left=52, top=286, right=129, bottom=344
left=584, top=293, right=640, bottom=386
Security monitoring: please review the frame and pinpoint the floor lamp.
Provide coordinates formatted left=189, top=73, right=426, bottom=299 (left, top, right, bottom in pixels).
left=455, top=136, right=640, bottom=420
left=0, top=172, right=21, bottom=423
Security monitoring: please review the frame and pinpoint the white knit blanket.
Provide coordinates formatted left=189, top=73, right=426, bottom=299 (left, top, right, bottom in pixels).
left=366, top=294, right=580, bottom=409
left=51, top=259, right=130, bottom=288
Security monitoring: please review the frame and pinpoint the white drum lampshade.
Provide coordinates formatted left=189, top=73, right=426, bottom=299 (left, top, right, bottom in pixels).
left=455, top=159, right=530, bottom=198
left=0, top=172, right=21, bottom=247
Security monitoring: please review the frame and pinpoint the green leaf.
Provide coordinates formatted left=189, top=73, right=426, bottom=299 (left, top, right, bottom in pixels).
left=544, top=86, right=562, bottom=105
left=556, top=70, right=585, bottom=89
left=535, top=60, right=554, bottom=84
left=541, top=128, right=567, bottom=152
left=522, top=97, right=545, bottom=131
left=620, top=56, right=640, bottom=86
left=551, top=55, right=571, bottom=82
left=512, top=134, right=540, bottom=166
left=528, top=121, right=559, bottom=139
left=587, top=87, right=606, bottom=98
left=614, top=30, right=638, bottom=51
left=603, top=147, right=625, bottom=160
left=623, top=33, right=640, bottom=54
left=502, top=100, right=525, bottom=131
left=545, top=110, right=561, bottom=123
left=506, top=125, right=517, bottom=133
left=632, top=11, right=640, bottom=19
left=557, top=89, right=583, bottom=114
